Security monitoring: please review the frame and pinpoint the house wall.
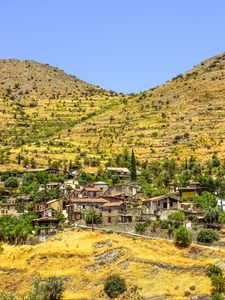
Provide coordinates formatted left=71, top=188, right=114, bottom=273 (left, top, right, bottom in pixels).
left=102, top=209, right=120, bottom=225
left=181, top=191, right=196, bottom=199
left=48, top=199, right=63, bottom=212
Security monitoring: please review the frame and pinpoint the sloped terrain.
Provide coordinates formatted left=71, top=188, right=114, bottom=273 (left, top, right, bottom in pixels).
left=0, top=229, right=223, bottom=299
left=1, top=53, right=225, bottom=169
left=70, top=52, right=225, bottom=161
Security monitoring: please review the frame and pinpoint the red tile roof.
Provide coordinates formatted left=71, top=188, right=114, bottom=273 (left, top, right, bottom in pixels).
left=71, top=198, right=109, bottom=204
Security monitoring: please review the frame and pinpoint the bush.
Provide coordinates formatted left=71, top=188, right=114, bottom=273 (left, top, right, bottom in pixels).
left=104, top=274, right=126, bottom=298
left=211, top=293, right=225, bottom=300
left=24, top=276, right=64, bottom=300
left=168, top=211, right=186, bottom=228
left=174, top=225, right=192, bottom=247
left=85, top=210, right=102, bottom=225
left=211, top=275, right=225, bottom=294
left=206, top=264, right=223, bottom=278
left=0, top=291, right=16, bottom=300
left=4, top=177, right=19, bottom=189
left=135, top=222, right=149, bottom=234
left=197, top=229, right=219, bottom=244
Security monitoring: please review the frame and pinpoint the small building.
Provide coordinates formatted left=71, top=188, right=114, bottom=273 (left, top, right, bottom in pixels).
left=142, top=195, right=179, bottom=220
left=217, top=198, right=225, bottom=211
left=36, top=207, right=57, bottom=218
left=106, top=167, right=131, bottom=179
left=46, top=199, right=63, bottom=212
left=92, top=181, right=109, bottom=193
left=0, top=198, right=19, bottom=216
left=101, top=201, right=128, bottom=224
left=66, top=197, right=109, bottom=223
left=32, top=217, right=59, bottom=235
left=177, top=186, right=199, bottom=199
left=103, top=184, right=139, bottom=198
left=80, top=187, right=103, bottom=198
left=180, top=202, right=194, bottom=212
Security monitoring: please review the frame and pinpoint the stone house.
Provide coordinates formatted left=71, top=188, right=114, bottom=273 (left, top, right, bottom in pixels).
left=0, top=198, right=19, bottom=216
left=142, top=195, right=180, bottom=220
left=66, top=198, right=109, bottom=223
left=91, top=181, right=109, bottom=193
left=103, top=184, right=139, bottom=199
left=80, top=187, right=103, bottom=198
left=106, top=167, right=131, bottom=179
left=101, top=201, right=127, bottom=225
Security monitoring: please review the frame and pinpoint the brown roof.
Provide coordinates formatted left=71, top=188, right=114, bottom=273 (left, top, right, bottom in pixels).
left=71, top=198, right=109, bottom=204
left=83, top=187, right=102, bottom=192
left=102, top=201, right=124, bottom=207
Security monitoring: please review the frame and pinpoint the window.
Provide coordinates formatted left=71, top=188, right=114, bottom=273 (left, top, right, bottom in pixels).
left=163, top=202, right=167, bottom=209
left=108, top=217, right=111, bottom=223
left=170, top=201, right=173, bottom=207
left=108, top=209, right=111, bottom=213
left=82, top=205, right=85, bottom=209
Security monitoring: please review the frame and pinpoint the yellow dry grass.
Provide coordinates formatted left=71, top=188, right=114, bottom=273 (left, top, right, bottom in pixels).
left=0, top=229, right=224, bottom=299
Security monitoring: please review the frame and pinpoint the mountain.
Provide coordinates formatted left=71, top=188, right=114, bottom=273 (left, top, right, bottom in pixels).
left=1, top=53, right=225, bottom=169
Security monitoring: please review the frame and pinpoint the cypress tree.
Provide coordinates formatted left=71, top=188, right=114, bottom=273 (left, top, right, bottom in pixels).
left=131, top=149, right=137, bottom=181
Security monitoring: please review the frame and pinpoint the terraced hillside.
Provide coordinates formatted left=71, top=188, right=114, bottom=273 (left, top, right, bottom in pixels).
left=0, top=229, right=223, bottom=299
left=71, top=52, right=225, bottom=161
left=1, top=53, right=225, bottom=169
left=0, top=59, right=122, bottom=170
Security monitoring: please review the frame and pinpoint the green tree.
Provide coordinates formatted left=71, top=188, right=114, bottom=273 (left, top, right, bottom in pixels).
left=174, top=225, right=192, bottom=247
left=4, top=177, right=19, bottom=189
left=104, top=274, right=126, bottom=298
left=194, top=191, right=217, bottom=209
left=206, top=264, right=223, bottom=278
left=130, top=149, right=137, bottom=181
left=23, top=276, right=64, bottom=300
left=197, top=229, right=219, bottom=244
left=168, top=211, right=186, bottom=228
left=85, top=210, right=102, bottom=225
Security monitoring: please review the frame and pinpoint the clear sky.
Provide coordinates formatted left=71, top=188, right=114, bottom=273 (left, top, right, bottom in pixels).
left=1, top=0, right=225, bottom=93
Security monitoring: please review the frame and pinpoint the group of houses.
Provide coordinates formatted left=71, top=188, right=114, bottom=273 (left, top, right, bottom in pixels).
left=1, top=168, right=224, bottom=235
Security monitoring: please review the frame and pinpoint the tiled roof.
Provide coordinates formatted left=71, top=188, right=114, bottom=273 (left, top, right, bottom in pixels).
left=102, top=201, right=124, bottom=207
left=71, top=198, right=109, bottom=204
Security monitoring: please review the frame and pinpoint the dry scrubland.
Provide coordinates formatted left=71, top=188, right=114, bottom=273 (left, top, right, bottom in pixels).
left=1, top=53, right=225, bottom=169
left=0, top=229, right=224, bottom=299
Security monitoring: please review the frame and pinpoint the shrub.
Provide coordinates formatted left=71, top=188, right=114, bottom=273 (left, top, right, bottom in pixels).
left=160, top=220, right=169, bottom=229
left=85, top=211, right=102, bottom=225
left=168, top=211, right=186, bottom=228
left=197, top=229, right=219, bottom=244
left=4, top=177, right=19, bottom=189
left=174, top=226, right=192, bottom=247
left=104, top=274, right=126, bottom=298
left=211, top=293, right=225, bottom=300
left=206, top=264, right=223, bottom=278
left=211, top=275, right=225, bottom=294
left=24, top=276, right=64, bottom=300
left=135, top=222, right=148, bottom=234
left=0, top=291, right=16, bottom=300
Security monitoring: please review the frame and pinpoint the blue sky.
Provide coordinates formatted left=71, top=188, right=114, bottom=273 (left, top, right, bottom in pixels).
left=1, top=0, right=225, bottom=93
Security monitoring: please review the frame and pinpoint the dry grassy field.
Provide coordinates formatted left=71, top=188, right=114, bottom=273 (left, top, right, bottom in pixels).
left=0, top=229, right=224, bottom=299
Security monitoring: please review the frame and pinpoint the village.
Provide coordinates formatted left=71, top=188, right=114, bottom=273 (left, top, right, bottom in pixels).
left=0, top=165, right=225, bottom=244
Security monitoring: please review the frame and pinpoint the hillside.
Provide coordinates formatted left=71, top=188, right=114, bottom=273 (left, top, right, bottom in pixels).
left=0, top=229, right=223, bottom=299
left=1, top=53, right=225, bottom=169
